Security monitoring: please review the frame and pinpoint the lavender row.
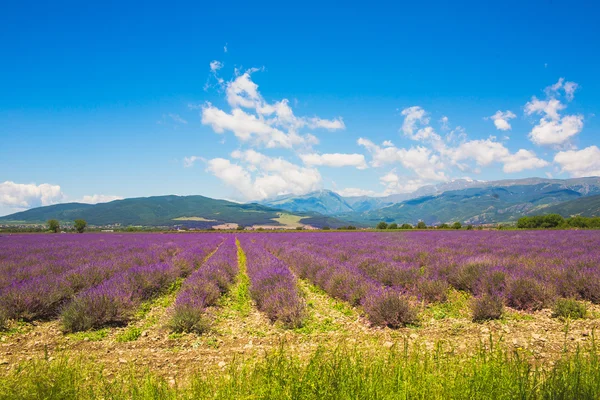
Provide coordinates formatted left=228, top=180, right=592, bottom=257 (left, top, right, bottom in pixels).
left=169, top=236, right=238, bottom=333
left=60, top=235, right=224, bottom=332
left=261, top=231, right=600, bottom=325
left=0, top=234, right=222, bottom=323
left=239, top=237, right=305, bottom=327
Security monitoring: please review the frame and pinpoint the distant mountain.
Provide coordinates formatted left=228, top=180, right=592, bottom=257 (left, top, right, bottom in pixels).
left=540, top=194, right=600, bottom=217
left=260, top=190, right=354, bottom=214
left=338, top=180, right=600, bottom=225
left=259, top=177, right=600, bottom=216
left=0, top=195, right=347, bottom=228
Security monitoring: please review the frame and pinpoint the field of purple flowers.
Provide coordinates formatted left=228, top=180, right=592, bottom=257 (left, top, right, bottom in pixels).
left=1, top=230, right=599, bottom=333
left=0, top=234, right=223, bottom=331
left=261, top=230, right=600, bottom=326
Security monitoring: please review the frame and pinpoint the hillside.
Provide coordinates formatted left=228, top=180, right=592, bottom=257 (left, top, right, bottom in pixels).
left=261, top=177, right=600, bottom=216
left=339, top=183, right=597, bottom=225
left=0, top=195, right=347, bottom=228
left=260, top=190, right=354, bottom=214
left=540, top=194, right=600, bottom=217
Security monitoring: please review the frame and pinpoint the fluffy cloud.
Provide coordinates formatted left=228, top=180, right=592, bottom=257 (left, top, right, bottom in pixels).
left=0, top=181, right=65, bottom=209
left=489, top=110, right=516, bottom=131
left=528, top=115, right=584, bottom=147
left=401, top=106, right=429, bottom=138
left=79, top=195, right=123, bottom=204
left=554, top=146, right=600, bottom=177
left=501, top=149, right=549, bottom=173
left=358, top=138, right=447, bottom=181
left=299, top=153, right=367, bottom=169
left=183, top=156, right=203, bottom=168
left=545, top=78, right=578, bottom=101
left=209, top=60, right=223, bottom=73
left=525, top=79, right=583, bottom=146
left=207, top=150, right=321, bottom=200
left=449, top=138, right=548, bottom=173
left=379, top=170, right=428, bottom=194
left=200, top=68, right=343, bottom=149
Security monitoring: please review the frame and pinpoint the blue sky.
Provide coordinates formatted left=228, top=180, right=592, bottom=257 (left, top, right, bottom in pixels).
left=1, top=0, right=600, bottom=215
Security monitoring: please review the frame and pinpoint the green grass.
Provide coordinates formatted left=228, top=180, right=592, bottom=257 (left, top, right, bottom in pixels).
left=423, top=289, right=471, bottom=320
left=228, top=239, right=252, bottom=316
left=115, top=327, right=142, bottom=343
left=1, top=339, right=600, bottom=399
left=66, top=328, right=109, bottom=342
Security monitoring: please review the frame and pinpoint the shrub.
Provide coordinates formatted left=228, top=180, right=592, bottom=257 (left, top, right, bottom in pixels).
left=477, top=270, right=506, bottom=296
left=448, top=263, right=484, bottom=293
left=322, top=226, right=330, bottom=230
left=364, top=289, right=418, bottom=328
left=438, top=223, right=450, bottom=229
left=388, top=223, right=398, bottom=229
left=0, top=310, right=7, bottom=331
left=416, top=279, right=449, bottom=303
left=169, top=305, right=210, bottom=334
left=400, top=224, right=413, bottom=229
left=505, top=277, right=554, bottom=311
left=376, top=222, right=388, bottom=229
left=552, top=298, right=587, bottom=320
left=466, top=224, right=474, bottom=230
left=74, top=219, right=87, bottom=233
left=471, top=294, right=504, bottom=322
left=47, top=219, right=60, bottom=233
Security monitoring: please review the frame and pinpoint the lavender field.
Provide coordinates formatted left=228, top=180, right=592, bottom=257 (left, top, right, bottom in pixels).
left=1, top=231, right=599, bottom=329
left=1, top=231, right=600, bottom=398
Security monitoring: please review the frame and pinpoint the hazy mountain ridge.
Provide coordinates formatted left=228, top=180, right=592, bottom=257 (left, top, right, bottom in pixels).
left=0, top=195, right=347, bottom=228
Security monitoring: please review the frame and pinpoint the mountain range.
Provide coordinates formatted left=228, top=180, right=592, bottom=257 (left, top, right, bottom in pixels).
left=1, top=177, right=599, bottom=228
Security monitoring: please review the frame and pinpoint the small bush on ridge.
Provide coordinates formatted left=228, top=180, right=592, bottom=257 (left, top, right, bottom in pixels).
left=169, top=305, right=210, bottom=334
left=552, top=298, right=587, bottom=320
left=505, top=277, right=554, bottom=311
left=364, top=289, right=418, bottom=328
left=471, top=294, right=504, bottom=322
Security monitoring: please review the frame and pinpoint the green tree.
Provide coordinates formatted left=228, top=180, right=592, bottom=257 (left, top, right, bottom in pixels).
left=74, top=219, right=87, bottom=233
left=47, top=219, right=60, bottom=233
left=388, top=223, right=398, bottom=229
left=416, top=221, right=427, bottom=229
left=236, top=225, right=245, bottom=230
left=376, top=222, right=388, bottom=230
left=322, top=226, right=330, bottom=230
left=451, top=222, right=462, bottom=230
left=400, top=223, right=413, bottom=229
left=438, top=223, right=450, bottom=229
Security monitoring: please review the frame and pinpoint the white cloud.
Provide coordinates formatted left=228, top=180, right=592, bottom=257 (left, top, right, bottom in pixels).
left=489, top=110, right=516, bottom=131
left=401, top=106, right=429, bottom=138
left=210, top=60, right=223, bottom=73
left=207, top=150, right=321, bottom=200
left=501, top=149, right=549, bottom=173
left=201, top=68, right=343, bottom=149
left=554, top=146, right=600, bottom=177
left=358, top=138, right=447, bottom=181
left=525, top=79, right=583, bottom=147
left=79, top=195, right=123, bottom=204
left=379, top=170, right=428, bottom=194
left=449, top=138, right=548, bottom=173
left=183, top=156, right=203, bottom=168
left=440, top=116, right=449, bottom=131
left=335, top=188, right=377, bottom=197
left=299, top=153, right=367, bottom=169
left=528, top=114, right=584, bottom=146
left=545, top=78, right=578, bottom=101
left=525, top=97, right=565, bottom=121
left=168, top=113, right=187, bottom=124
left=0, top=181, right=65, bottom=210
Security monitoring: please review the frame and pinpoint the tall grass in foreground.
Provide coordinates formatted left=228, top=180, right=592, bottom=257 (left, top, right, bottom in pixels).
left=1, top=339, right=600, bottom=399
